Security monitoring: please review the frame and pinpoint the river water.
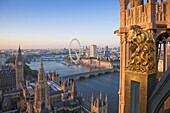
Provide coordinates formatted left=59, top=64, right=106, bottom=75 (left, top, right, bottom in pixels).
left=28, top=60, right=119, bottom=113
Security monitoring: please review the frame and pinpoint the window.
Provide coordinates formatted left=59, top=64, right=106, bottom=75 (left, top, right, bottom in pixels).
left=127, top=3, right=130, bottom=9
left=143, top=0, right=148, bottom=4
left=157, top=0, right=161, bottom=3
left=158, top=6, right=161, bottom=11
left=157, top=0, right=166, bottom=3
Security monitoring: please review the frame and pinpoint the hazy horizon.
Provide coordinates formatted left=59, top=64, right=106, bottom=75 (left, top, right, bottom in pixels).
left=0, top=0, right=120, bottom=49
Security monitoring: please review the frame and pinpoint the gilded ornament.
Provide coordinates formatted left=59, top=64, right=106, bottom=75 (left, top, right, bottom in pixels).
left=126, top=25, right=155, bottom=73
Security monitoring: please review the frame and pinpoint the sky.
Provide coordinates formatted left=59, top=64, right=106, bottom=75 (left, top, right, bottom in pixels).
left=0, top=0, right=120, bottom=49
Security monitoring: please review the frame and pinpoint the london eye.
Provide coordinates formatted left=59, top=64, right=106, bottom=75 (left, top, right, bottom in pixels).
left=69, top=38, right=82, bottom=64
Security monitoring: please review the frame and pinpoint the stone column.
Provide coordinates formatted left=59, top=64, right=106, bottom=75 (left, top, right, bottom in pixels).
left=165, top=42, right=168, bottom=71
left=126, top=41, right=130, bottom=66
left=167, top=0, right=170, bottom=28
left=163, top=41, right=168, bottom=72
left=125, top=71, right=156, bottom=113
left=147, top=0, right=155, bottom=28
left=119, top=0, right=127, bottom=112
left=119, top=33, right=127, bottom=113
left=155, top=42, right=159, bottom=73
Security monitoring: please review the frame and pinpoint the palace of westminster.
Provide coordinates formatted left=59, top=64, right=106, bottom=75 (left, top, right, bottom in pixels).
left=0, top=46, right=108, bottom=113
left=1, top=0, right=170, bottom=113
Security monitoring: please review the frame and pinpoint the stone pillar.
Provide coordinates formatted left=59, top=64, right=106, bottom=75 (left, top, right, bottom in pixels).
left=119, top=33, right=127, bottom=113
left=120, top=0, right=126, bottom=28
left=147, top=0, right=155, bottom=28
left=163, top=42, right=166, bottom=73
left=118, top=0, right=129, bottom=112
left=165, top=42, right=168, bottom=71
left=167, top=0, right=170, bottom=28
left=163, top=42, right=168, bottom=72
left=125, top=71, right=156, bottom=113
left=156, top=42, right=159, bottom=73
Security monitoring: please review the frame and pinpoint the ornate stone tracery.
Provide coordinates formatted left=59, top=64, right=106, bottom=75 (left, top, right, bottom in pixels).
left=126, top=25, right=156, bottom=73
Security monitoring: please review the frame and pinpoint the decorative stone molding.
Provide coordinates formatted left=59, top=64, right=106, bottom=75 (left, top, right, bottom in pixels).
left=120, top=33, right=128, bottom=44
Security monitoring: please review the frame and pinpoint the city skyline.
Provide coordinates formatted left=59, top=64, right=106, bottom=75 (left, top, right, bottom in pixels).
left=0, top=0, right=120, bottom=49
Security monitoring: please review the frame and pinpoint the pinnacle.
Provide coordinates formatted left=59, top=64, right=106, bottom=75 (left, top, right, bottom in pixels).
left=40, top=56, right=43, bottom=69
left=18, top=44, right=21, bottom=53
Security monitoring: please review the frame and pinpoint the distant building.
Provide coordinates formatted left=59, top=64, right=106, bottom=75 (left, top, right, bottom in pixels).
left=86, top=50, right=90, bottom=58
left=0, top=57, right=8, bottom=64
left=90, top=45, right=97, bottom=58
left=61, top=79, right=74, bottom=93
left=48, top=72, right=60, bottom=85
left=104, top=51, right=110, bottom=57
left=91, top=93, right=108, bottom=113
left=0, top=64, right=16, bottom=91
left=105, top=46, right=108, bottom=51
left=97, top=52, right=104, bottom=59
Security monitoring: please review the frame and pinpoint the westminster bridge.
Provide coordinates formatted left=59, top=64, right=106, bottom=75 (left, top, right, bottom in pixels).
left=60, top=68, right=119, bottom=81
left=30, top=57, right=64, bottom=62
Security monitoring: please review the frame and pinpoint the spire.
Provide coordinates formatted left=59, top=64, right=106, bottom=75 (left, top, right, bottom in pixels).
left=100, top=92, right=102, bottom=100
left=96, top=97, right=99, bottom=108
left=71, top=81, right=77, bottom=99
left=18, top=44, right=21, bottom=53
left=91, top=94, right=94, bottom=104
left=72, top=81, right=75, bottom=94
left=105, top=94, right=108, bottom=103
left=38, top=56, right=45, bottom=82
left=40, top=56, right=43, bottom=69
left=72, top=81, right=75, bottom=88
left=57, top=72, right=59, bottom=77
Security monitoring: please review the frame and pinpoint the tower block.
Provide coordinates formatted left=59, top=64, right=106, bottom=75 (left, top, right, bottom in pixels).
left=124, top=26, right=156, bottom=113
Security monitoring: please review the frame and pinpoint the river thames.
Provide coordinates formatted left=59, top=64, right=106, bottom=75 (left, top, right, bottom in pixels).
left=28, top=60, right=119, bottom=113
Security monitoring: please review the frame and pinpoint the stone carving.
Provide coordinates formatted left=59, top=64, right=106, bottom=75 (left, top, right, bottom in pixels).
left=126, top=25, right=155, bottom=73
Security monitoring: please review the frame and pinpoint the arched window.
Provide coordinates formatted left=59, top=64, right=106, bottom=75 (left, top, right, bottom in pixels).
left=158, top=6, right=161, bottom=11
left=157, top=0, right=161, bottom=3
left=143, top=0, right=148, bottom=4
left=127, top=3, right=130, bottom=9
left=157, top=0, right=167, bottom=2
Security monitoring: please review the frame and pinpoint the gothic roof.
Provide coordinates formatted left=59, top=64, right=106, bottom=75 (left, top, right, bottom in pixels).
left=2, top=96, right=12, bottom=107
left=49, top=90, right=63, bottom=96
left=52, top=101, right=66, bottom=108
